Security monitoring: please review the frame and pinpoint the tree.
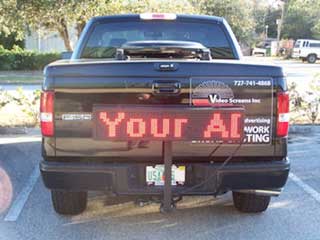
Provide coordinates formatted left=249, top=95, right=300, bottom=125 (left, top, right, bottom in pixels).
left=73, top=0, right=197, bottom=43
left=252, top=1, right=269, bottom=38
left=0, top=0, right=108, bottom=51
left=252, top=0, right=282, bottom=40
left=265, top=7, right=282, bottom=39
left=119, top=0, right=196, bottom=14
left=0, top=0, right=25, bottom=40
left=195, top=0, right=255, bottom=45
left=0, top=32, right=24, bottom=49
left=73, top=0, right=116, bottom=39
left=312, top=22, right=320, bottom=39
left=19, top=0, right=80, bottom=51
left=282, top=0, right=320, bottom=39
left=15, top=0, right=197, bottom=51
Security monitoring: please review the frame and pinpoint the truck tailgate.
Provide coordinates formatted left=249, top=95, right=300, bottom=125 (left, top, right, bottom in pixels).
left=44, top=60, right=284, bottom=159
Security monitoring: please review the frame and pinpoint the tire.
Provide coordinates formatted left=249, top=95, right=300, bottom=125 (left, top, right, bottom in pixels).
left=51, top=190, right=87, bottom=215
left=307, top=54, right=317, bottom=64
left=232, top=192, right=270, bottom=213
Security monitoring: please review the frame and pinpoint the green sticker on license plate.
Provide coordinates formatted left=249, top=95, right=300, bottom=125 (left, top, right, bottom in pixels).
left=146, top=165, right=185, bottom=186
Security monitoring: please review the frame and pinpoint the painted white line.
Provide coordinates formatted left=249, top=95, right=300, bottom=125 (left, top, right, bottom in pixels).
left=0, top=137, right=41, bottom=145
left=289, top=172, right=320, bottom=203
left=4, top=166, right=40, bottom=222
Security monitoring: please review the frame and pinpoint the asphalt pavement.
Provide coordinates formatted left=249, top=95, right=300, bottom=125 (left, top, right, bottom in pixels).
left=244, top=57, right=320, bottom=92
left=0, top=128, right=320, bottom=240
left=0, top=59, right=320, bottom=240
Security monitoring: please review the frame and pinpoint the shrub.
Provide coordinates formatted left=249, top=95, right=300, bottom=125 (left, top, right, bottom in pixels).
left=12, top=87, right=41, bottom=125
left=0, top=88, right=40, bottom=126
left=0, top=45, right=60, bottom=70
left=289, top=74, right=320, bottom=124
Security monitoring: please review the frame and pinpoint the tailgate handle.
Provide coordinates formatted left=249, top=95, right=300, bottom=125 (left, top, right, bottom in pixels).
left=152, top=81, right=181, bottom=95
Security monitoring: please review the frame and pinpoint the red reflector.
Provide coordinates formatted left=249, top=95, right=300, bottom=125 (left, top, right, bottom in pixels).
left=277, top=92, right=289, bottom=137
left=40, top=91, right=54, bottom=136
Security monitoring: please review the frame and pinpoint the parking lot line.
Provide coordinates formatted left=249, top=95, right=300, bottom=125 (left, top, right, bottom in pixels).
left=4, top=166, right=40, bottom=222
left=289, top=172, right=320, bottom=203
left=0, top=136, right=41, bottom=145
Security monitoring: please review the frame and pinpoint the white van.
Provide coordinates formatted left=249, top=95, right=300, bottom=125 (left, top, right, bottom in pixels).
left=292, top=39, right=320, bottom=63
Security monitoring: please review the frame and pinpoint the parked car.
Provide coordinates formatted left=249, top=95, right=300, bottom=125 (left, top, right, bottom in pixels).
left=40, top=13, right=290, bottom=215
left=292, top=39, right=320, bottom=63
left=252, top=47, right=267, bottom=56
left=252, top=42, right=271, bottom=56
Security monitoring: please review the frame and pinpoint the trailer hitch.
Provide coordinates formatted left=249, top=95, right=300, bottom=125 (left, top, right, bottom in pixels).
left=161, top=141, right=174, bottom=213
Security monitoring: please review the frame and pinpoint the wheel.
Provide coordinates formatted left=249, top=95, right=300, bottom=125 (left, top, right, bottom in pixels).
left=232, top=192, right=270, bottom=213
left=51, top=190, right=87, bottom=215
left=307, top=54, right=317, bottom=64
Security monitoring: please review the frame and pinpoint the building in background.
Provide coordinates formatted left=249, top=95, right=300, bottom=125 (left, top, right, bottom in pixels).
left=25, top=28, right=78, bottom=52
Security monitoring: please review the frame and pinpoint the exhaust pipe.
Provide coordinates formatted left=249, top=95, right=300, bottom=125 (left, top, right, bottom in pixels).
left=235, top=189, right=282, bottom=197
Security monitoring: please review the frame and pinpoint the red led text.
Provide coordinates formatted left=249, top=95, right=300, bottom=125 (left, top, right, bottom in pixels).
left=97, top=111, right=242, bottom=141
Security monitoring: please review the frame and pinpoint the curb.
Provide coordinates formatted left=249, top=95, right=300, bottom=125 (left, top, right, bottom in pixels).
left=0, top=127, right=40, bottom=135
left=0, top=81, right=42, bottom=85
left=0, top=127, right=27, bottom=135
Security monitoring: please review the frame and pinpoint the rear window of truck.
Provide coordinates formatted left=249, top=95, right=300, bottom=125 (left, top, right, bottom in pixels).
left=81, top=21, right=235, bottom=59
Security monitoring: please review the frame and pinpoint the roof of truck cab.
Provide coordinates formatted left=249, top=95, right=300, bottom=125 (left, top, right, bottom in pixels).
left=91, top=14, right=224, bottom=23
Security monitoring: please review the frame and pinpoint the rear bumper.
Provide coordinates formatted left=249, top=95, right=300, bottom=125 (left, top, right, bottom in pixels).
left=40, top=158, right=290, bottom=195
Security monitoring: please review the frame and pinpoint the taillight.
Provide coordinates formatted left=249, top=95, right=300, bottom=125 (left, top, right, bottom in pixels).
left=277, top=92, right=289, bottom=137
left=40, top=91, right=54, bottom=136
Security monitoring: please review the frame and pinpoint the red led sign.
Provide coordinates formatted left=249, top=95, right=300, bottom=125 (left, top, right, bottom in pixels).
left=93, top=106, right=244, bottom=143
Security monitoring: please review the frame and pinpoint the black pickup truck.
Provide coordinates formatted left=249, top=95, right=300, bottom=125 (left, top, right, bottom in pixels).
left=40, top=13, right=290, bottom=215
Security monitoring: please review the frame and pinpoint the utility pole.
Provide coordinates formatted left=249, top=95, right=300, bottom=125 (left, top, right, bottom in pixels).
left=276, top=0, right=286, bottom=56
left=38, top=27, right=41, bottom=52
left=265, top=25, right=269, bottom=40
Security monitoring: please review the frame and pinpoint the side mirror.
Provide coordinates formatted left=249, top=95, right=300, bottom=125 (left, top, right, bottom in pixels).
left=61, top=51, right=73, bottom=59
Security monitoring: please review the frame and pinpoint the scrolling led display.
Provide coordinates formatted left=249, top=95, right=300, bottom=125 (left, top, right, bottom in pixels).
left=93, top=106, right=244, bottom=143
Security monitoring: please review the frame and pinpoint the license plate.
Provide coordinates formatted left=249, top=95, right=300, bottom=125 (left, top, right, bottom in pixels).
left=93, top=105, right=244, bottom=143
left=146, top=165, right=186, bottom=186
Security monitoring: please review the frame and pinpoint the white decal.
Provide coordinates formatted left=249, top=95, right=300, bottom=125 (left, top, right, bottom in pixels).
left=244, top=117, right=271, bottom=143
left=192, top=80, right=234, bottom=100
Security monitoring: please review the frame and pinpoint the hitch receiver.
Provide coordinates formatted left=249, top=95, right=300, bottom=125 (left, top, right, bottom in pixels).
left=162, top=141, right=174, bottom=213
